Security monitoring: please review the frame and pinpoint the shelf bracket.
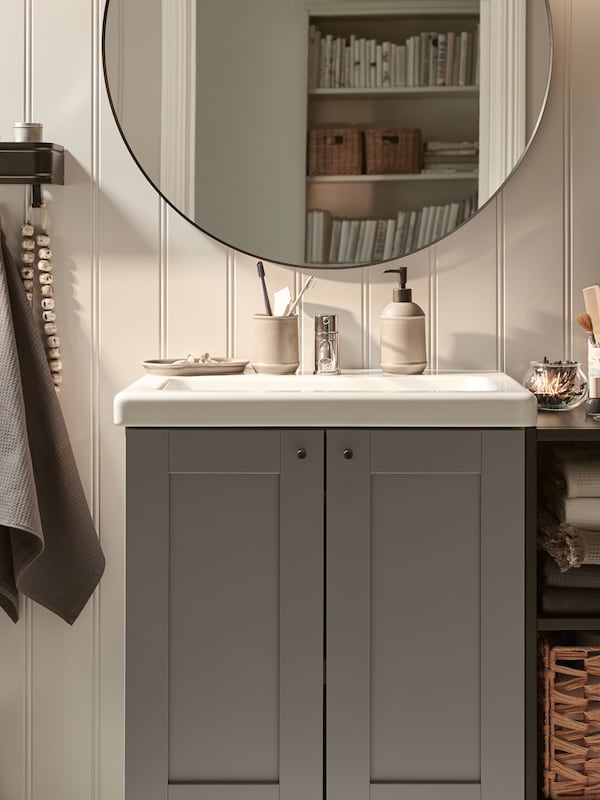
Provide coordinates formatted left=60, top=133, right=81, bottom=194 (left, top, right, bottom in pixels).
left=31, top=184, right=42, bottom=208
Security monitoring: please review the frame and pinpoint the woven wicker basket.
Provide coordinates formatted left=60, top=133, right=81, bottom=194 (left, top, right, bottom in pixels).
left=307, top=128, right=363, bottom=176
left=364, top=128, right=421, bottom=175
left=542, top=643, right=600, bottom=799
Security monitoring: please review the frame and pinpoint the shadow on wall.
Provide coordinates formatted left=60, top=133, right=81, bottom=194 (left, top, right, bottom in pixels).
left=433, top=332, right=499, bottom=373
left=505, top=313, right=567, bottom=384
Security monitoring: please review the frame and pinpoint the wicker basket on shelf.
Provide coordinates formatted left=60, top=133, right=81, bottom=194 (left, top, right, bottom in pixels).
left=542, top=643, right=600, bottom=799
left=307, top=127, right=363, bottom=176
left=364, top=128, right=421, bottom=174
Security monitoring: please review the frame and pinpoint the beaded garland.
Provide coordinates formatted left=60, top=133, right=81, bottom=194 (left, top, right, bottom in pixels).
left=20, top=201, right=63, bottom=390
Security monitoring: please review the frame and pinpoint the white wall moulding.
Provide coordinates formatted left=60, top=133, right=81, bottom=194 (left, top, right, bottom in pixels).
left=479, top=0, right=527, bottom=204
left=160, top=0, right=196, bottom=218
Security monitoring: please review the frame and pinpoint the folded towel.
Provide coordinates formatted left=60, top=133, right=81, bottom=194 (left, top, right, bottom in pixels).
left=544, top=493, right=600, bottom=530
left=545, top=444, right=600, bottom=498
left=538, top=519, right=600, bottom=571
left=542, top=553, right=600, bottom=588
left=0, top=228, right=105, bottom=623
left=542, top=587, right=600, bottom=616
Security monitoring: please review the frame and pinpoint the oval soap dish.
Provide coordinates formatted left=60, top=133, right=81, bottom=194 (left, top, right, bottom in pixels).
left=143, top=356, right=249, bottom=376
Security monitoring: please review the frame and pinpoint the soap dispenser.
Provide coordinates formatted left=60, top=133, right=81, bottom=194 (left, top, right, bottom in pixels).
left=379, top=267, right=427, bottom=374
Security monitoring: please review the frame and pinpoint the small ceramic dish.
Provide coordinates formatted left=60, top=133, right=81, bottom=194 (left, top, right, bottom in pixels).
left=142, top=358, right=249, bottom=376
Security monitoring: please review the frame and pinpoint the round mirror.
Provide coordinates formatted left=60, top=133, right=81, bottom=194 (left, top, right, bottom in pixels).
left=102, top=0, right=551, bottom=269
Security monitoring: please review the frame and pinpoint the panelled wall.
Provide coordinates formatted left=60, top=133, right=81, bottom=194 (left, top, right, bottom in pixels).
left=0, top=1, right=597, bottom=799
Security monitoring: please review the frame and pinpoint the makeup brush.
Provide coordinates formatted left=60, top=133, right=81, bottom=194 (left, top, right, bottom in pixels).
left=576, top=311, right=595, bottom=341
left=256, top=261, right=273, bottom=316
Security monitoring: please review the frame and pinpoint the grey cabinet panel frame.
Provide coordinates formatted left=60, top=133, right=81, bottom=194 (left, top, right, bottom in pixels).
left=126, top=426, right=525, bottom=800
left=326, top=429, right=525, bottom=800
left=326, top=429, right=372, bottom=800
left=168, top=788, right=279, bottom=800
left=279, top=430, right=324, bottom=800
left=480, top=429, right=525, bottom=800
left=126, top=429, right=324, bottom=800
left=370, top=785, right=480, bottom=800
left=125, top=428, right=170, bottom=800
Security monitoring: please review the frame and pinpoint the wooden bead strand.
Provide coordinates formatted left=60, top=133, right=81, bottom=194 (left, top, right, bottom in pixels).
left=36, top=201, right=62, bottom=390
left=20, top=221, right=35, bottom=305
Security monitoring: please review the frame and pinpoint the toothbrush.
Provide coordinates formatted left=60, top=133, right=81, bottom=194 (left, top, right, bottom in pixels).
left=256, top=261, right=273, bottom=316
left=287, top=275, right=316, bottom=316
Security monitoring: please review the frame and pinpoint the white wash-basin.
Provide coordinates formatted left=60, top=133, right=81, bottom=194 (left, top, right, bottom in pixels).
left=114, top=370, right=537, bottom=427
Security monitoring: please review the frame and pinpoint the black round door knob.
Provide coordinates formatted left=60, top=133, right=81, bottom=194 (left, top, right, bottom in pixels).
left=343, top=448, right=353, bottom=459
left=297, top=448, right=307, bottom=459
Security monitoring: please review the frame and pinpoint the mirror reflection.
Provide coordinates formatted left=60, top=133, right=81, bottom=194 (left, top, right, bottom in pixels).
left=103, top=0, right=551, bottom=268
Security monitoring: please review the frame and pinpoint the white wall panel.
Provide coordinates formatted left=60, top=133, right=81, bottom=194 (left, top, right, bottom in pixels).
left=97, top=62, right=164, bottom=799
left=0, top=3, right=28, bottom=800
left=571, top=0, right=600, bottom=370
left=165, top=206, right=229, bottom=359
left=29, top=1, right=96, bottom=794
left=504, top=0, right=567, bottom=381
left=0, top=604, right=26, bottom=800
left=436, top=200, right=499, bottom=371
left=0, top=1, right=587, bottom=799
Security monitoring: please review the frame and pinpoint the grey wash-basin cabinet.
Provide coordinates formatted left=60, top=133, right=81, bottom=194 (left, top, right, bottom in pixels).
left=125, top=427, right=525, bottom=800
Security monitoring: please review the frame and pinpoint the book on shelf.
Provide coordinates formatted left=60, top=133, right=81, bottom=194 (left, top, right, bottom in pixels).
left=359, top=219, right=377, bottom=263
left=458, top=31, right=472, bottom=86
left=306, top=209, right=333, bottom=263
left=422, top=139, right=478, bottom=172
left=337, top=218, right=352, bottom=263
left=328, top=218, right=342, bottom=263
left=372, top=219, right=388, bottom=262
left=382, top=219, right=397, bottom=261
left=308, top=23, right=479, bottom=90
left=405, top=210, right=420, bottom=253
left=445, top=32, right=456, bottom=86
left=347, top=219, right=361, bottom=263
left=307, top=25, right=321, bottom=91
left=306, top=191, right=479, bottom=264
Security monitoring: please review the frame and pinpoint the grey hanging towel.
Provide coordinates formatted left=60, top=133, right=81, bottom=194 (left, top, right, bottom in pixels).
left=0, top=228, right=104, bottom=623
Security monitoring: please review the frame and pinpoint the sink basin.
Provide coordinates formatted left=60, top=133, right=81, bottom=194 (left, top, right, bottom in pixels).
left=114, top=370, right=537, bottom=427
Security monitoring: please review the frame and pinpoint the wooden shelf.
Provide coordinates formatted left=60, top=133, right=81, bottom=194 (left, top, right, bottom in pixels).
left=307, top=171, right=478, bottom=184
left=0, top=142, right=64, bottom=185
left=538, top=617, right=600, bottom=631
left=536, top=405, right=600, bottom=440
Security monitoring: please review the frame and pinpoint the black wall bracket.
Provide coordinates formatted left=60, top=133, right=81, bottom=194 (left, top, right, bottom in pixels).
left=0, top=142, right=64, bottom=207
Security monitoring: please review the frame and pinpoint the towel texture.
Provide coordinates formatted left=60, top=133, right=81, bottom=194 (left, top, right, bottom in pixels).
left=546, top=445, right=600, bottom=498
left=541, top=587, right=600, bottom=615
left=538, top=517, right=600, bottom=572
left=542, top=553, right=600, bottom=588
left=544, top=494, right=600, bottom=531
left=0, top=229, right=104, bottom=623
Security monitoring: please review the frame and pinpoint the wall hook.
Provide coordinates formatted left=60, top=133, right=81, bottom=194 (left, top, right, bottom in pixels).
left=31, top=184, right=42, bottom=208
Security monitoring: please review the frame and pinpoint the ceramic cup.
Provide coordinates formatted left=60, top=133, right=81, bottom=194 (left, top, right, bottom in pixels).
left=251, top=314, right=299, bottom=374
left=13, top=122, right=43, bottom=142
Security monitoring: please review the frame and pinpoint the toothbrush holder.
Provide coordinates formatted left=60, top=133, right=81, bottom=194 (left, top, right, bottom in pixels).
left=250, top=314, right=299, bottom=374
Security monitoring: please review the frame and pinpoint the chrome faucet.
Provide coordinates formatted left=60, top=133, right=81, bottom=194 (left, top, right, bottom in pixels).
left=314, top=314, right=339, bottom=374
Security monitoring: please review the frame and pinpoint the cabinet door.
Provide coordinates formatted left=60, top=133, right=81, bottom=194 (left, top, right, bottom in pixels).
left=326, top=429, right=525, bottom=800
left=125, top=428, right=324, bottom=800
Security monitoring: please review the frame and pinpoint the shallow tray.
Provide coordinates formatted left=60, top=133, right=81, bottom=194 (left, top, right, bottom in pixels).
left=142, top=358, right=249, bottom=376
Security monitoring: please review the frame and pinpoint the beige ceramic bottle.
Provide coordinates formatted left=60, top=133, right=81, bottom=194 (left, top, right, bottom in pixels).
left=379, top=267, right=427, bottom=375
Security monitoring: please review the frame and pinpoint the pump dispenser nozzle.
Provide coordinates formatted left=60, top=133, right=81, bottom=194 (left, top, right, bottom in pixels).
left=384, top=267, right=412, bottom=302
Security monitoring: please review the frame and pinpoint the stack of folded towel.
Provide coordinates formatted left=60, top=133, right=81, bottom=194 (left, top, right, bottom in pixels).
left=538, top=445, right=600, bottom=615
